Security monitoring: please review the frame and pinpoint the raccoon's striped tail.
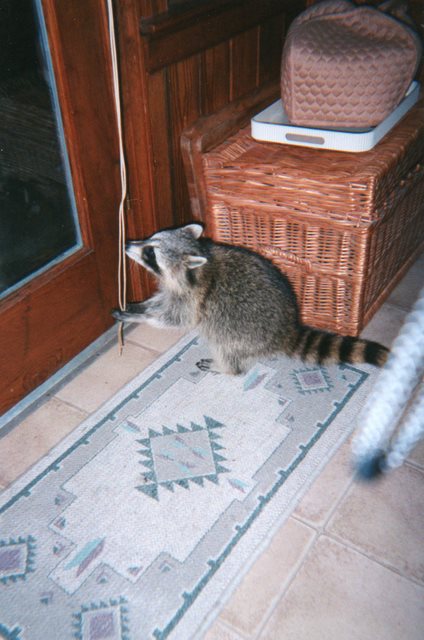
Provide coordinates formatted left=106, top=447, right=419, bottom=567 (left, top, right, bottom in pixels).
left=293, top=326, right=389, bottom=367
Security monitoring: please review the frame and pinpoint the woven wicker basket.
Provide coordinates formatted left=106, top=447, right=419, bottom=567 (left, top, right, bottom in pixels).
left=182, top=82, right=424, bottom=336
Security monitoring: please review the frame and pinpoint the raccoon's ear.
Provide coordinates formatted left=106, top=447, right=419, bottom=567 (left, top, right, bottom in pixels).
left=183, top=223, right=203, bottom=239
left=187, top=255, right=207, bottom=270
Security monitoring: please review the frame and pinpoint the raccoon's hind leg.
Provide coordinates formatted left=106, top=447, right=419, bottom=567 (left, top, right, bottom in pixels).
left=196, top=358, right=217, bottom=373
left=196, top=347, right=251, bottom=376
left=196, top=357, right=245, bottom=375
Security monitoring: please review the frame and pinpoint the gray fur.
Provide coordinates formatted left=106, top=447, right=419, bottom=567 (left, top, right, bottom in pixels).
left=113, top=224, right=389, bottom=374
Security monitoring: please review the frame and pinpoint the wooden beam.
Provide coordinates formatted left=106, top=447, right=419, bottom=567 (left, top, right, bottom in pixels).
left=140, top=0, right=304, bottom=72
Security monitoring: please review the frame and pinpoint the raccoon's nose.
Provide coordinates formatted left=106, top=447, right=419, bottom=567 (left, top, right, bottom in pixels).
left=125, top=241, right=143, bottom=263
left=125, top=240, right=142, bottom=250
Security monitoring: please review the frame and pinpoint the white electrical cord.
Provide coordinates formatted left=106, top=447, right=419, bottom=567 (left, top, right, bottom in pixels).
left=106, top=0, right=128, bottom=351
left=352, top=285, right=424, bottom=478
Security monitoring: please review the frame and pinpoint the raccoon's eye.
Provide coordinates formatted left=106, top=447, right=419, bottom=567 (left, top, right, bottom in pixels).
left=142, top=246, right=156, bottom=261
left=142, top=245, right=161, bottom=274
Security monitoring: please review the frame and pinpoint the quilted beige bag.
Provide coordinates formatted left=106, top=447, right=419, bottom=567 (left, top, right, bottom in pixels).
left=281, top=0, right=422, bottom=128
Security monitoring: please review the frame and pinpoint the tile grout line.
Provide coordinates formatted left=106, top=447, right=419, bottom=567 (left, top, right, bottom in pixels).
left=124, top=338, right=164, bottom=356
left=314, top=463, right=424, bottom=589
left=404, top=459, right=424, bottom=473
left=36, top=344, right=163, bottom=420
left=0, top=395, right=90, bottom=443
left=248, top=454, right=361, bottom=638
left=291, top=464, right=358, bottom=535
left=304, top=459, right=424, bottom=589
left=51, top=345, right=165, bottom=415
left=250, top=521, right=319, bottom=640
left=206, top=619, right=248, bottom=639
left=47, top=395, right=91, bottom=418
left=322, top=529, right=424, bottom=589
left=248, top=512, right=424, bottom=639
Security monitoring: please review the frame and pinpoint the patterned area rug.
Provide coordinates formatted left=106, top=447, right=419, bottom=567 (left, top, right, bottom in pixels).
left=0, top=333, right=378, bottom=640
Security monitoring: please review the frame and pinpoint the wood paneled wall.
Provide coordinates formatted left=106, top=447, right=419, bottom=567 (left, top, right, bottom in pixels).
left=116, top=0, right=306, bottom=299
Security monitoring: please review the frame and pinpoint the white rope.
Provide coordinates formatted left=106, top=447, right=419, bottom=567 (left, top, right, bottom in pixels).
left=385, top=381, right=424, bottom=469
left=106, top=0, right=128, bottom=351
left=352, top=285, right=424, bottom=477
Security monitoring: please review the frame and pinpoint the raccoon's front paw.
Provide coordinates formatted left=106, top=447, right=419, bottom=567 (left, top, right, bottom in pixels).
left=112, top=308, right=126, bottom=322
left=112, top=308, right=139, bottom=322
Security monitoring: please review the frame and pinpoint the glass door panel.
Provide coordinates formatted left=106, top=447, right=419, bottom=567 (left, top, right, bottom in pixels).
left=0, top=0, right=81, bottom=298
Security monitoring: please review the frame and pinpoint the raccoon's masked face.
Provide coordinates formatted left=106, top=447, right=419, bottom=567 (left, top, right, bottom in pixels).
left=125, top=223, right=207, bottom=284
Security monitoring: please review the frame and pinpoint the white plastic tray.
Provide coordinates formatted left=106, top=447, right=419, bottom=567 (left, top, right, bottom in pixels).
left=251, top=82, right=420, bottom=152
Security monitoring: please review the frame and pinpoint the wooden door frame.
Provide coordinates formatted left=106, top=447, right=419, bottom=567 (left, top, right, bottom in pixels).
left=0, top=0, right=121, bottom=414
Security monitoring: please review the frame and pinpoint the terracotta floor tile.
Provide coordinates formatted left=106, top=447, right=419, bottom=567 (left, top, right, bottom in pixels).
left=126, top=324, right=187, bottom=352
left=326, top=464, right=424, bottom=583
left=219, top=518, right=315, bottom=636
left=408, top=439, right=424, bottom=470
left=55, top=341, right=159, bottom=413
left=361, top=303, right=407, bottom=347
left=387, top=254, right=424, bottom=311
left=0, top=397, right=87, bottom=487
left=259, top=536, right=424, bottom=640
left=203, top=620, right=244, bottom=640
left=293, top=437, right=355, bottom=528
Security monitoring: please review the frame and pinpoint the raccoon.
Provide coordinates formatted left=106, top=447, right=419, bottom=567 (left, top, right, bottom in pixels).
left=112, top=223, right=389, bottom=374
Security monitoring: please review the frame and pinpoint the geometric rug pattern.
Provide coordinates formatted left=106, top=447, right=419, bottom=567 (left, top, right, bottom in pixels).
left=0, top=333, right=376, bottom=639
left=136, top=416, right=229, bottom=500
